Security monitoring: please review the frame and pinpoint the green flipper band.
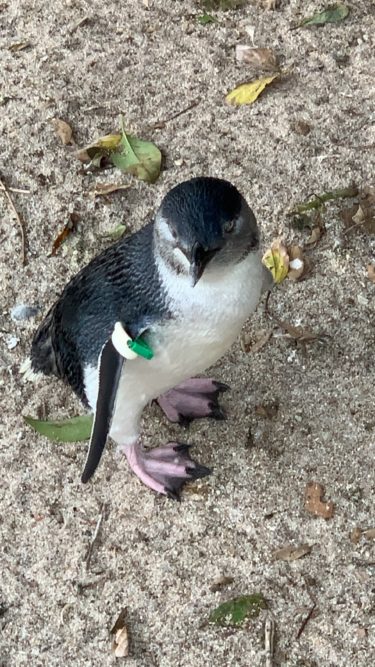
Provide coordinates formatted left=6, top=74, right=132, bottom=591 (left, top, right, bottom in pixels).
left=127, top=337, right=154, bottom=360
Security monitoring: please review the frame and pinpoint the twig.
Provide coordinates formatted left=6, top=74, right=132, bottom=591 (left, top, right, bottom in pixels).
left=150, top=99, right=200, bottom=129
left=265, top=616, right=275, bottom=667
left=296, top=603, right=316, bottom=639
left=85, top=502, right=107, bottom=571
left=0, top=176, right=27, bottom=265
left=8, top=186, right=31, bottom=195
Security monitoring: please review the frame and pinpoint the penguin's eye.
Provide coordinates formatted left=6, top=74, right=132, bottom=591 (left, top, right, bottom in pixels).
left=223, top=220, right=235, bottom=234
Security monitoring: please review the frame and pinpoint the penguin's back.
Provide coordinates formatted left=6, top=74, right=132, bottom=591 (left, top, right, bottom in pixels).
left=30, top=223, right=168, bottom=402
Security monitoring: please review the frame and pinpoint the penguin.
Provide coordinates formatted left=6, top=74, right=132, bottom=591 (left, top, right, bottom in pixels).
left=27, top=177, right=271, bottom=498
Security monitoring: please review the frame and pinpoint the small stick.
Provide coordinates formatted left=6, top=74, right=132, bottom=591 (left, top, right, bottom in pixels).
left=150, top=99, right=200, bottom=129
left=0, top=176, right=27, bottom=265
left=296, top=603, right=316, bottom=640
left=85, top=502, right=107, bottom=571
left=8, top=186, right=31, bottom=195
left=265, top=616, right=275, bottom=667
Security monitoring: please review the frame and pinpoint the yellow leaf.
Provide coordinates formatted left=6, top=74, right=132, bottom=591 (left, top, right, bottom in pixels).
left=226, top=75, right=278, bottom=106
left=262, top=240, right=289, bottom=284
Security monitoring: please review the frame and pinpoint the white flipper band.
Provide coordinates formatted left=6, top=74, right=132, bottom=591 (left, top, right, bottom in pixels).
left=111, top=322, right=138, bottom=360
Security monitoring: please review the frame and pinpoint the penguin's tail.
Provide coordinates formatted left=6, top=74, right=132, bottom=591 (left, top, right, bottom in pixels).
left=24, top=306, right=59, bottom=379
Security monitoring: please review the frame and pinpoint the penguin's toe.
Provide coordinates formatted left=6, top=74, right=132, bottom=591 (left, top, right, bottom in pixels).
left=123, top=440, right=211, bottom=499
left=156, top=377, right=229, bottom=425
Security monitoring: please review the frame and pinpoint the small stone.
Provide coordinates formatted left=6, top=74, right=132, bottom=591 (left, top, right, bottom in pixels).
left=6, top=335, right=20, bottom=350
left=292, top=120, right=311, bottom=136
left=11, top=304, right=39, bottom=322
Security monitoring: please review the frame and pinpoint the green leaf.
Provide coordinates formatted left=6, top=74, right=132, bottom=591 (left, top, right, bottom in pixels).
left=111, top=122, right=161, bottom=184
left=24, top=414, right=93, bottom=442
left=299, top=4, right=350, bottom=27
left=197, top=13, right=216, bottom=24
left=103, top=223, right=127, bottom=241
left=209, top=594, right=267, bottom=626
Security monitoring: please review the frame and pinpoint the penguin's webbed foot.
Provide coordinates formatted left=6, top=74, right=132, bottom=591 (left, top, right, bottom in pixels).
left=124, top=441, right=211, bottom=499
left=156, top=378, right=229, bottom=426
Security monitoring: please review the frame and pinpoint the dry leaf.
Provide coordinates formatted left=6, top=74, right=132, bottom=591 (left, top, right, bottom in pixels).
left=262, top=239, right=289, bottom=284
left=272, top=544, right=312, bottom=562
left=51, top=212, right=79, bottom=256
left=367, top=264, right=375, bottom=284
left=304, top=481, right=334, bottom=519
left=363, top=528, right=375, bottom=540
left=8, top=41, right=31, bottom=52
left=255, top=403, right=279, bottom=419
left=52, top=118, right=73, bottom=145
left=226, top=74, right=278, bottom=106
left=288, top=245, right=308, bottom=281
left=235, top=46, right=278, bottom=70
left=240, top=329, right=272, bottom=353
left=111, top=608, right=129, bottom=657
left=292, top=120, right=311, bottom=136
left=112, top=628, right=129, bottom=658
left=210, top=575, right=235, bottom=592
left=305, top=226, right=322, bottom=245
left=89, top=183, right=131, bottom=197
left=350, top=527, right=362, bottom=544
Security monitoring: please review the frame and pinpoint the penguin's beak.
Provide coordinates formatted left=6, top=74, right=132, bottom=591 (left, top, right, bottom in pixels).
left=190, top=242, right=221, bottom=287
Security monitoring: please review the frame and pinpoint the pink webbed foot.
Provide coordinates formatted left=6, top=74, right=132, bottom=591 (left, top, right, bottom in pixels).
left=156, top=377, right=229, bottom=426
left=124, top=441, right=211, bottom=499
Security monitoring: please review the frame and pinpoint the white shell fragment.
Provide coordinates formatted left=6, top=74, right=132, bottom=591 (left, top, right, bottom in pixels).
left=111, top=322, right=138, bottom=360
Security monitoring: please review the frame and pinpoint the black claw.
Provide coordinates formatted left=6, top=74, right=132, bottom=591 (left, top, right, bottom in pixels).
left=213, top=381, right=230, bottom=393
left=186, top=464, right=212, bottom=480
left=173, top=443, right=191, bottom=454
left=177, top=415, right=192, bottom=428
left=209, top=405, right=227, bottom=421
left=166, top=488, right=181, bottom=501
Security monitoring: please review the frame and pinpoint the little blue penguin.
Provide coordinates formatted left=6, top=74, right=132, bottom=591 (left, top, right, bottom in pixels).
left=27, top=177, right=271, bottom=498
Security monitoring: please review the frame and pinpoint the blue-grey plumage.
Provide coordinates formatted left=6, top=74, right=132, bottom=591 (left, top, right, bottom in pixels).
left=29, top=177, right=271, bottom=497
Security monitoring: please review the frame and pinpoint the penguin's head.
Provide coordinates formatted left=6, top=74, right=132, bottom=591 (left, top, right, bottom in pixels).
left=154, top=177, right=260, bottom=285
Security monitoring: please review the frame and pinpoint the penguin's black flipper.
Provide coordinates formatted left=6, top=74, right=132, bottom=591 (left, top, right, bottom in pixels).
left=81, top=338, right=124, bottom=483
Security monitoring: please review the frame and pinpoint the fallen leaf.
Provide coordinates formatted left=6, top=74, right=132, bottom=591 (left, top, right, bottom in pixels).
left=367, top=264, right=375, bottom=284
left=197, top=13, right=216, bottom=24
left=89, top=183, right=131, bottom=197
left=76, top=133, right=122, bottom=168
left=272, top=544, right=312, bottom=561
left=8, top=41, right=31, bottom=52
left=240, top=329, right=272, bottom=353
left=342, top=188, right=375, bottom=235
left=304, top=481, right=334, bottom=519
left=287, top=245, right=308, bottom=280
left=299, top=3, right=350, bottom=28
left=51, top=212, right=79, bottom=256
left=350, top=527, right=363, bottom=544
left=209, top=594, right=267, bottom=626
left=292, top=120, right=311, bottom=136
left=305, top=226, right=322, bottom=246
left=235, top=46, right=278, bottom=70
left=24, top=414, right=93, bottom=442
left=363, top=528, right=375, bottom=540
left=210, top=576, right=235, bottom=592
left=226, top=75, right=278, bottom=106
left=102, top=224, right=127, bottom=241
left=111, top=608, right=129, bottom=658
left=111, top=125, right=161, bottom=183
left=262, top=239, right=289, bottom=284
left=52, top=118, right=73, bottom=145
left=255, top=402, right=279, bottom=419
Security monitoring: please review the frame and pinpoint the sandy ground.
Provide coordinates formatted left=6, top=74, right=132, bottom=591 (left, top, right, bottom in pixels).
left=1, top=1, right=375, bottom=665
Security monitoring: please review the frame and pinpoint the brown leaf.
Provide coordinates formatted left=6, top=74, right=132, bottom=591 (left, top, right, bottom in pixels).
left=51, top=213, right=79, bottom=256
left=272, top=543, right=312, bottom=562
left=89, top=183, right=131, bottom=197
left=235, top=45, right=278, bottom=70
left=52, top=118, right=73, bottom=145
left=363, top=528, right=375, bottom=540
left=367, top=264, right=375, bottom=284
left=342, top=187, right=375, bottom=235
left=304, top=481, right=334, bottom=519
left=210, top=575, right=235, bottom=592
left=110, top=607, right=129, bottom=657
left=287, top=244, right=308, bottom=281
left=305, top=225, right=322, bottom=246
left=350, top=527, right=362, bottom=544
left=240, top=329, right=272, bottom=353
left=8, top=41, right=31, bottom=52
left=255, top=402, right=279, bottom=419
left=292, top=120, right=311, bottom=136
